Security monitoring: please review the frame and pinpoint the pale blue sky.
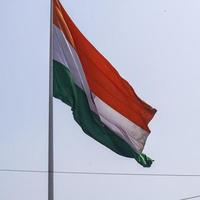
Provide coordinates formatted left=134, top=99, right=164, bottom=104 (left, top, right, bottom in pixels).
left=0, top=0, right=200, bottom=199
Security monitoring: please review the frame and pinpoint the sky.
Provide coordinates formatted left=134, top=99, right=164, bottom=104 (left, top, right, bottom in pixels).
left=0, top=0, right=200, bottom=199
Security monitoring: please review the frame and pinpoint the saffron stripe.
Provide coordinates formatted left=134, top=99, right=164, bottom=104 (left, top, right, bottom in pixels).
left=53, top=0, right=156, bottom=132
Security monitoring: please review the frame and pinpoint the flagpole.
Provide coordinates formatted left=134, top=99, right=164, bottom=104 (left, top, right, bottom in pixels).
left=48, top=0, right=54, bottom=200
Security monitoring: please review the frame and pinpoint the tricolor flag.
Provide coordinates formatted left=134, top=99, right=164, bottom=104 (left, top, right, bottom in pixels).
left=53, top=0, right=157, bottom=167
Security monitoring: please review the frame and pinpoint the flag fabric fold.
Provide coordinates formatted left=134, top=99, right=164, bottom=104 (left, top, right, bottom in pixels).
left=53, top=0, right=156, bottom=167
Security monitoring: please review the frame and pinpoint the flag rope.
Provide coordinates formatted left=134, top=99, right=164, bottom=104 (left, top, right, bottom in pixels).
left=180, top=195, right=200, bottom=200
left=1, top=169, right=200, bottom=177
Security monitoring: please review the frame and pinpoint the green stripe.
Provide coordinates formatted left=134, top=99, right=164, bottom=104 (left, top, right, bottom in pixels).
left=53, top=60, right=153, bottom=167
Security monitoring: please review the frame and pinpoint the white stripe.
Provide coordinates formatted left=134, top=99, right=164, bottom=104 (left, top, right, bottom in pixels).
left=53, top=25, right=149, bottom=153
left=94, top=96, right=149, bottom=153
left=53, top=25, right=97, bottom=113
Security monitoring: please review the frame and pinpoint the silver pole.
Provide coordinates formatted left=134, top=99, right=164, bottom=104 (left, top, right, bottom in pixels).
left=48, top=0, right=54, bottom=200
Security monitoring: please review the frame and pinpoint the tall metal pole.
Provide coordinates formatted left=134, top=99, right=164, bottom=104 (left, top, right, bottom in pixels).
left=48, top=0, right=54, bottom=200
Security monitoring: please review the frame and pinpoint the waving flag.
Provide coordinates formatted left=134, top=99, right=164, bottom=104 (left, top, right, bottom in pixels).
left=53, top=0, right=157, bottom=167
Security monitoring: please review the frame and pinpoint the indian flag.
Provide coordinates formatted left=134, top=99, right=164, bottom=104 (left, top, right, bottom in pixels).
left=53, top=0, right=157, bottom=167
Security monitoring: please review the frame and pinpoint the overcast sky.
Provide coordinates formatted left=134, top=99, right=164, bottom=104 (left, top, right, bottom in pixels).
left=1, top=0, right=200, bottom=199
